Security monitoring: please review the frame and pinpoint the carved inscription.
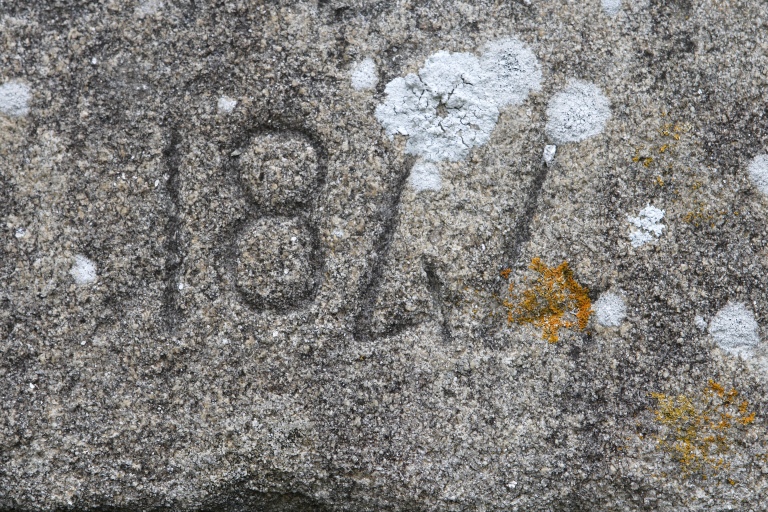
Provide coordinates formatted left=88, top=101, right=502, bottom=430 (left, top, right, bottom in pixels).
left=234, top=130, right=323, bottom=311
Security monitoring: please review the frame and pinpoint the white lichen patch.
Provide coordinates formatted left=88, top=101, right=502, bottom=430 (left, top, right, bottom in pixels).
left=708, top=301, right=760, bottom=357
left=601, top=0, right=622, bottom=16
left=217, top=96, right=237, bottom=114
left=694, top=314, right=708, bottom=331
left=545, top=80, right=611, bottom=144
left=476, top=38, right=542, bottom=108
left=135, top=0, right=163, bottom=16
left=0, top=80, right=31, bottom=117
left=409, top=160, right=442, bottom=192
left=351, top=58, right=378, bottom=91
left=747, top=154, right=768, bottom=196
left=627, top=205, right=665, bottom=247
left=70, top=254, right=98, bottom=285
left=594, top=291, right=626, bottom=327
left=542, top=144, right=557, bottom=167
left=376, top=37, right=541, bottom=162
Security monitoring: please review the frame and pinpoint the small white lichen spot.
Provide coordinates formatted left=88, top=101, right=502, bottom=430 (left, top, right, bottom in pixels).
left=542, top=144, right=557, bottom=167
left=376, top=37, right=541, bottom=163
left=351, top=58, right=378, bottom=91
left=545, top=80, right=611, bottom=144
left=694, top=314, right=708, bottom=331
left=627, top=205, right=665, bottom=247
left=708, top=301, right=760, bottom=356
left=747, top=154, right=768, bottom=196
left=217, top=96, right=237, bottom=114
left=0, top=80, right=31, bottom=117
left=136, top=0, right=163, bottom=16
left=601, top=0, right=622, bottom=16
left=70, top=254, right=97, bottom=285
left=594, top=291, right=626, bottom=327
left=409, top=160, right=442, bottom=192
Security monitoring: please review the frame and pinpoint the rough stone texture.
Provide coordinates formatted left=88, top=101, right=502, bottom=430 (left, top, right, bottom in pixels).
left=3, top=1, right=768, bottom=510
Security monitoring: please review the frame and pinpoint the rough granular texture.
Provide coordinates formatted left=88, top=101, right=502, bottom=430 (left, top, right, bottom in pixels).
left=3, top=1, right=768, bottom=511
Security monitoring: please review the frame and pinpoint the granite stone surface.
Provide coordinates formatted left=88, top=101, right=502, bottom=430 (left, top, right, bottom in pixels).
left=3, top=0, right=768, bottom=510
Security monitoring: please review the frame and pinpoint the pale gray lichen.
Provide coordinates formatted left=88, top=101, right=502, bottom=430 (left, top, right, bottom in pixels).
left=601, top=0, right=622, bottom=16
left=542, top=144, right=557, bottom=166
left=594, top=291, right=626, bottom=327
left=217, top=96, right=237, bottom=114
left=708, top=301, right=760, bottom=357
left=0, top=80, right=31, bottom=117
left=70, top=254, right=98, bottom=285
left=747, top=154, right=768, bottom=196
left=545, top=80, right=611, bottom=144
left=694, top=314, right=708, bottom=331
left=351, top=58, right=378, bottom=91
left=375, top=38, right=541, bottom=162
left=409, top=161, right=441, bottom=192
left=477, top=38, right=542, bottom=108
left=135, top=0, right=163, bottom=16
left=627, top=205, right=665, bottom=247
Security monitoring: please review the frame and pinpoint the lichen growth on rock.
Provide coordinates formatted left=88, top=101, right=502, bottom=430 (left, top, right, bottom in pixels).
left=682, top=200, right=735, bottom=229
left=375, top=38, right=541, bottom=162
left=631, top=117, right=690, bottom=169
left=651, top=380, right=756, bottom=479
left=503, top=258, right=592, bottom=343
left=545, top=80, right=611, bottom=144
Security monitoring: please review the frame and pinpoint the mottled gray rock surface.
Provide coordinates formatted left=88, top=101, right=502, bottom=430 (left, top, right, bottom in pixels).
left=3, top=0, right=768, bottom=510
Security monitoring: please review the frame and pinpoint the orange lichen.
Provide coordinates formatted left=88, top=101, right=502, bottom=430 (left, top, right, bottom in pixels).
left=502, top=258, right=592, bottom=343
left=683, top=201, right=735, bottom=228
left=632, top=149, right=654, bottom=167
left=650, top=380, right=757, bottom=478
left=630, top=116, right=690, bottom=169
left=659, top=122, right=688, bottom=140
left=499, top=267, right=512, bottom=280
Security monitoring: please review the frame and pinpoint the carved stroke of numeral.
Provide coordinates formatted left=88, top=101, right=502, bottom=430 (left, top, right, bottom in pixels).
left=233, top=130, right=324, bottom=311
left=163, top=128, right=326, bottom=326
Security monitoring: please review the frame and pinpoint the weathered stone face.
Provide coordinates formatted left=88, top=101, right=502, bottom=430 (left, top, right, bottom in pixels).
left=239, top=132, right=321, bottom=213
left=3, top=1, right=768, bottom=510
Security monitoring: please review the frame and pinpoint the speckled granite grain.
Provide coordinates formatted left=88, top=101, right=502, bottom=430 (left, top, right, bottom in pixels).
left=3, top=1, right=768, bottom=510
